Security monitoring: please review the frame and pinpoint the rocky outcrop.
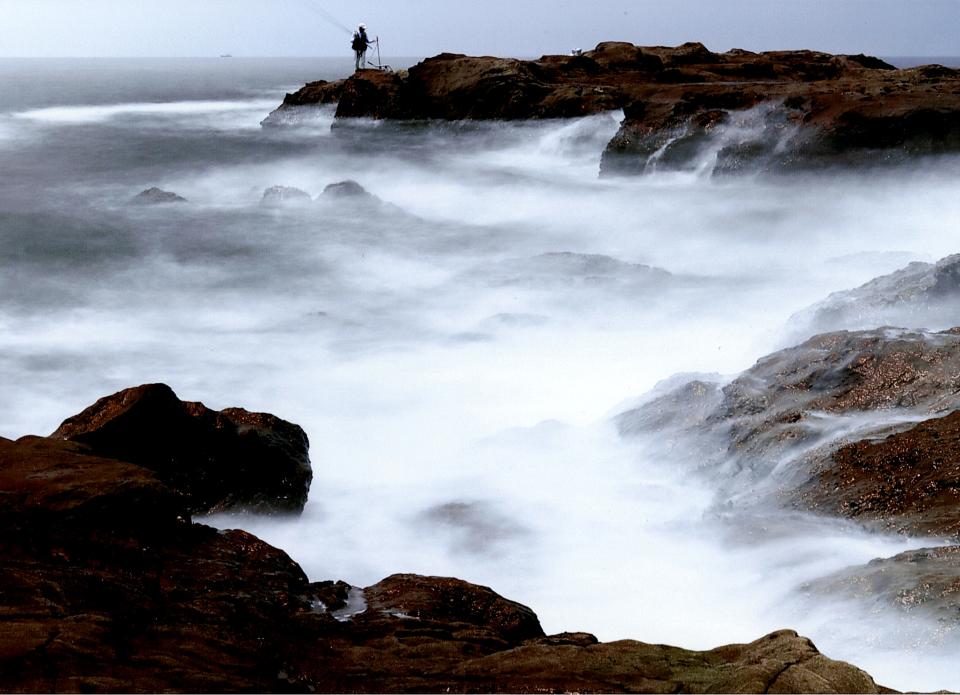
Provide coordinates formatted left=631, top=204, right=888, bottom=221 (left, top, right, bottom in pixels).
left=618, top=327, right=960, bottom=527
left=260, top=79, right=343, bottom=126
left=51, top=383, right=312, bottom=515
left=0, top=387, right=891, bottom=693
left=130, top=187, right=187, bottom=205
left=264, top=42, right=960, bottom=172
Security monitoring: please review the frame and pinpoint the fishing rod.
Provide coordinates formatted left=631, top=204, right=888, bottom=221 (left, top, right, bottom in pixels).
left=294, top=0, right=392, bottom=71
left=296, top=0, right=352, bottom=36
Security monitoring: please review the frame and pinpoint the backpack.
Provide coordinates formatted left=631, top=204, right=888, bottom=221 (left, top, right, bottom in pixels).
left=351, top=32, right=366, bottom=51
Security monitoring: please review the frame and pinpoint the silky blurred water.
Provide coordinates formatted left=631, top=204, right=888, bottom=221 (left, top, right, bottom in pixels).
left=2, top=58, right=960, bottom=691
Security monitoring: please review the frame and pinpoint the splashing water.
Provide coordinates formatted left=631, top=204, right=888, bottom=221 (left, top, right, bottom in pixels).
left=2, top=58, right=960, bottom=692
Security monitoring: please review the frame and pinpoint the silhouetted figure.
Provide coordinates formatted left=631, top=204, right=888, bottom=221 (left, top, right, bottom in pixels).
left=352, top=24, right=372, bottom=70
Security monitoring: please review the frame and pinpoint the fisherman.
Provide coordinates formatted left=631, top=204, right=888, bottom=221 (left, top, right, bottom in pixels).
left=352, top=23, right=372, bottom=70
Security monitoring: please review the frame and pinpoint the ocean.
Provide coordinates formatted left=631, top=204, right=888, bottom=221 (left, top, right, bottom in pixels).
left=2, top=57, right=960, bottom=691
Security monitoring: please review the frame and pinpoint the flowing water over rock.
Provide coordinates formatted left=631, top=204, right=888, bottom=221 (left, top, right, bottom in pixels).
left=3, top=57, right=960, bottom=691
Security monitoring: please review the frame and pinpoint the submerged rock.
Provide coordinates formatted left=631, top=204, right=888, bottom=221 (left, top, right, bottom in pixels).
left=130, top=187, right=187, bottom=205
left=790, top=253, right=960, bottom=336
left=321, top=179, right=374, bottom=199
left=805, top=545, right=960, bottom=624
left=51, top=383, right=312, bottom=515
left=260, top=185, right=312, bottom=208
left=468, top=251, right=671, bottom=290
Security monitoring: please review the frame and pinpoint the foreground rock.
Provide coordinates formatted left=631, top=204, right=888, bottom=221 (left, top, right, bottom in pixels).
left=264, top=42, right=960, bottom=172
left=0, top=388, right=890, bottom=693
left=51, top=383, right=312, bottom=515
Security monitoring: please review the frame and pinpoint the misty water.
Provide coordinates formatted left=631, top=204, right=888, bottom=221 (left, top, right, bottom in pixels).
left=3, top=58, right=960, bottom=691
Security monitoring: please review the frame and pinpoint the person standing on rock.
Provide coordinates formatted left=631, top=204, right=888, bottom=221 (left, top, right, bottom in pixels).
left=352, top=24, right=372, bottom=70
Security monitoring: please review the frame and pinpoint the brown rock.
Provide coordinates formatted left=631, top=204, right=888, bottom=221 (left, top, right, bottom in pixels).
left=0, top=388, right=903, bottom=693
left=0, top=435, right=316, bottom=693
left=805, top=545, right=960, bottom=624
left=803, top=410, right=960, bottom=537
left=51, top=383, right=312, bottom=515
left=449, top=629, right=884, bottom=693
left=364, top=573, right=545, bottom=644
left=265, top=41, right=959, bottom=172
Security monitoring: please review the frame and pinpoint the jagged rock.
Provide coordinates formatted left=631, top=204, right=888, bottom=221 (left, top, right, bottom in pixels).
left=259, top=185, right=312, bottom=208
left=130, top=187, right=187, bottom=205
left=619, top=328, right=960, bottom=521
left=51, top=383, right=312, bottom=515
left=260, top=79, right=343, bottom=126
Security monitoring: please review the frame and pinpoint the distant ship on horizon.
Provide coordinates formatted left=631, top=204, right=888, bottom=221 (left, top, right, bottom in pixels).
left=219, top=54, right=233, bottom=58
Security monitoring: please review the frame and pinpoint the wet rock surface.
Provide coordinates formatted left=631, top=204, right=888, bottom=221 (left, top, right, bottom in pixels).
left=51, top=383, right=312, bottom=515
left=265, top=42, right=960, bottom=172
left=790, top=253, right=960, bottom=336
left=805, top=545, right=960, bottom=625
left=802, top=410, right=960, bottom=537
left=619, top=327, right=960, bottom=530
left=0, top=387, right=891, bottom=693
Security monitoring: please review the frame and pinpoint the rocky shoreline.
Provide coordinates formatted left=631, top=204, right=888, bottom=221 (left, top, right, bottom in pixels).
left=263, top=41, right=960, bottom=174
left=0, top=383, right=897, bottom=692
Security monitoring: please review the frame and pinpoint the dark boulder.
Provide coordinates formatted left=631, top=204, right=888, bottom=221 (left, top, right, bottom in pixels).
left=0, top=435, right=315, bottom=693
left=51, top=383, right=312, bottom=515
left=0, top=436, right=184, bottom=533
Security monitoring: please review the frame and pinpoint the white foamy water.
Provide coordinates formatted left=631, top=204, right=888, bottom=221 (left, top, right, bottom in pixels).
left=3, top=59, right=960, bottom=692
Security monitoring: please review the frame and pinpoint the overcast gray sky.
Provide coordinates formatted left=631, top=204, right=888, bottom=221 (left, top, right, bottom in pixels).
left=3, top=0, right=959, bottom=58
